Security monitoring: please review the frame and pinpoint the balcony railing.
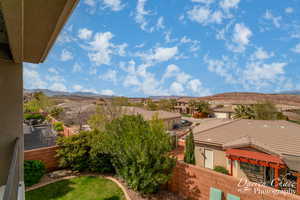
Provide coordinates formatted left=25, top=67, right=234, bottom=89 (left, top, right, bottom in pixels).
left=2, top=137, right=23, bottom=200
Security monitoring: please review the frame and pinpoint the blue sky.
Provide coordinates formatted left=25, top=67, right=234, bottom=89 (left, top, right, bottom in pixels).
left=24, top=0, right=300, bottom=97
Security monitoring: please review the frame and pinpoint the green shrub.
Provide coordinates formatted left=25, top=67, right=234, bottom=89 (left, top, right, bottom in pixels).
left=53, top=122, right=64, bottom=132
left=24, top=160, right=45, bottom=187
left=213, top=166, right=229, bottom=175
left=24, top=113, right=45, bottom=121
left=56, top=130, right=114, bottom=173
left=99, top=115, right=176, bottom=194
left=184, top=132, right=195, bottom=165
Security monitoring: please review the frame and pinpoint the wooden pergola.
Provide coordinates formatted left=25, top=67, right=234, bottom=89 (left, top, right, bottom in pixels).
left=226, top=149, right=287, bottom=190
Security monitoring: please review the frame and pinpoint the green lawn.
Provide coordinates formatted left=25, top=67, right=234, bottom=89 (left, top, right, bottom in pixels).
left=26, top=176, right=126, bottom=200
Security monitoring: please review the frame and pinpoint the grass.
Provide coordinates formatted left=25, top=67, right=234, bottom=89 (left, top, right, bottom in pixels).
left=26, top=176, right=126, bottom=200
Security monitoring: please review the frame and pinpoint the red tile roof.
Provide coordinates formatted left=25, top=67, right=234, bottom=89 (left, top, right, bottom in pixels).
left=226, top=148, right=285, bottom=165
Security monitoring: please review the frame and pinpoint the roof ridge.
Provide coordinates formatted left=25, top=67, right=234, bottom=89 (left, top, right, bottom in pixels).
left=194, top=119, right=241, bottom=136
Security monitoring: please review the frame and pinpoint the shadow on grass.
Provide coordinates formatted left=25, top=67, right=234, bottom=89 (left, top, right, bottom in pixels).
left=104, top=196, right=122, bottom=200
left=25, top=179, right=75, bottom=200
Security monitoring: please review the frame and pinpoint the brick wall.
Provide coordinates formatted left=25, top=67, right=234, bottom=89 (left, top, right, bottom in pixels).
left=24, top=146, right=59, bottom=171
left=168, top=161, right=300, bottom=200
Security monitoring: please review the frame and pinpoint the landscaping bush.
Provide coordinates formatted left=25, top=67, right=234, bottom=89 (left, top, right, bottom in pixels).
left=98, top=115, right=176, bottom=194
left=24, top=113, right=45, bottom=121
left=53, top=121, right=64, bottom=132
left=184, top=132, right=195, bottom=165
left=213, top=166, right=229, bottom=175
left=56, top=130, right=114, bottom=173
left=24, top=160, right=45, bottom=187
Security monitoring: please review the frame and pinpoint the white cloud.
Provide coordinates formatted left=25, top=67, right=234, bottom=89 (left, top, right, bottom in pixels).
left=84, top=0, right=96, bottom=6
left=285, top=7, right=294, bottom=14
left=243, top=62, right=287, bottom=89
left=220, top=0, right=240, bottom=10
left=72, top=63, right=82, bottom=73
left=60, top=49, right=73, bottom=61
left=162, top=64, right=180, bottom=80
left=170, top=82, right=184, bottom=95
left=101, top=89, right=115, bottom=96
left=291, top=43, right=300, bottom=54
left=187, top=79, right=211, bottom=96
left=229, top=23, right=252, bottom=52
left=264, top=10, right=282, bottom=28
left=86, top=32, right=126, bottom=66
left=156, top=16, right=165, bottom=30
left=49, top=83, right=67, bottom=92
left=84, top=0, right=124, bottom=11
left=48, top=68, right=59, bottom=74
left=191, top=0, right=214, bottom=4
left=180, top=36, right=201, bottom=52
left=251, top=48, right=273, bottom=60
left=188, top=6, right=224, bottom=25
left=135, top=0, right=153, bottom=32
left=152, top=47, right=178, bottom=62
left=73, top=84, right=83, bottom=91
left=23, top=67, right=47, bottom=89
left=204, top=55, right=236, bottom=83
left=99, top=69, right=118, bottom=84
left=102, top=0, right=124, bottom=11
left=137, top=46, right=178, bottom=64
left=78, top=28, right=93, bottom=40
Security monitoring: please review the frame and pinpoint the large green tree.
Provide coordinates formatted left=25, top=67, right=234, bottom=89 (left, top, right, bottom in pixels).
left=96, top=115, right=176, bottom=194
left=184, top=131, right=195, bottom=165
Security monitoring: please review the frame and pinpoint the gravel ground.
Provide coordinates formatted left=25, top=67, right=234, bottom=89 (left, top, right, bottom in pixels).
left=115, top=177, right=185, bottom=200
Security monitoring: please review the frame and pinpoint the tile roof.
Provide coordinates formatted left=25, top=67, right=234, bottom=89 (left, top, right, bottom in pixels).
left=122, top=106, right=181, bottom=120
left=193, top=119, right=300, bottom=156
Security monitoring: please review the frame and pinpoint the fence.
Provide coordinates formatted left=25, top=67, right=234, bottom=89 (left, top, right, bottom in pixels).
left=168, top=161, right=300, bottom=200
left=24, top=146, right=59, bottom=171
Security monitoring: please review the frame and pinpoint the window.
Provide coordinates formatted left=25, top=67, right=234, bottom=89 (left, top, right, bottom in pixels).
left=204, top=149, right=214, bottom=169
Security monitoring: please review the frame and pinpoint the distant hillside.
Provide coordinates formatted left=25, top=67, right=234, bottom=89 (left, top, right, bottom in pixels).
left=197, top=92, right=300, bottom=107
left=24, top=89, right=112, bottom=98
left=279, top=90, right=300, bottom=95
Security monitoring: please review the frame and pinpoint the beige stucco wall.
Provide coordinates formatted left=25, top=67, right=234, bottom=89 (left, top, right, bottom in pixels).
left=164, top=117, right=181, bottom=130
left=0, top=60, right=23, bottom=187
left=195, top=144, right=250, bottom=180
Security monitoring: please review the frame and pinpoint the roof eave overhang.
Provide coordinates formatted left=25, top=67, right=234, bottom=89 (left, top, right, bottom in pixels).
left=1, top=0, right=78, bottom=64
left=1, top=0, right=23, bottom=63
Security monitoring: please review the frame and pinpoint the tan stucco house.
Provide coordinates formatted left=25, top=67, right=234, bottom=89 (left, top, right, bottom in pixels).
left=192, top=119, right=300, bottom=194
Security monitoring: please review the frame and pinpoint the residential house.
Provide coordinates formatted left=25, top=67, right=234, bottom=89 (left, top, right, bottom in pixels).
left=212, top=106, right=235, bottom=119
left=192, top=119, right=300, bottom=192
left=0, top=0, right=78, bottom=199
left=124, top=107, right=181, bottom=130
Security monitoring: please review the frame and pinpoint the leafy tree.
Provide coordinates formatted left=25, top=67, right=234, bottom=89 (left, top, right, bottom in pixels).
left=98, top=115, right=176, bottom=194
left=56, top=130, right=114, bottom=173
left=146, top=99, right=159, bottom=111
left=112, top=97, right=130, bottom=106
left=24, top=92, right=54, bottom=113
left=88, top=102, right=124, bottom=131
left=195, top=101, right=211, bottom=114
left=233, top=102, right=287, bottom=120
left=156, top=99, right=176, bottom=111
left=184, top=131, right=195, bottom=165
left=233, top=105, right=255, bottom=119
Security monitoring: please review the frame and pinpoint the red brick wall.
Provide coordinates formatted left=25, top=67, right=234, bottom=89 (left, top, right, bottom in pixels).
left=168, top=162, right=300, bottom=200
left=24, top=146, right=59, bottom=171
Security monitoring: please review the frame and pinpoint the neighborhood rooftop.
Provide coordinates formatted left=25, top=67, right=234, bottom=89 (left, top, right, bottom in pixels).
left=193, top=119, right=300, bottom=157
left=123, top=106, right=181, bottom=120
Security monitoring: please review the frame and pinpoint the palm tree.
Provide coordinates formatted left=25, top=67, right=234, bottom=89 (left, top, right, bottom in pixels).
left=233, top=105, right=255, bottom=119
